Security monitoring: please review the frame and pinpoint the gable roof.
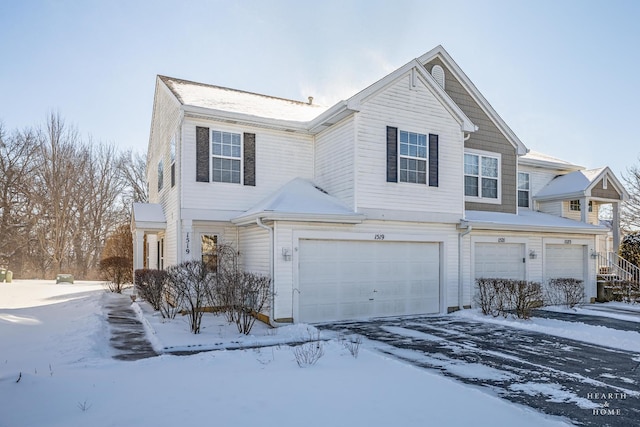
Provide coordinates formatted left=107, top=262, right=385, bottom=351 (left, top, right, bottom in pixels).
left=231, top=178, right=365, bottom=225
left=534, top=167, right=628, bottom=201
left=418, top=46, right=528, bottom=156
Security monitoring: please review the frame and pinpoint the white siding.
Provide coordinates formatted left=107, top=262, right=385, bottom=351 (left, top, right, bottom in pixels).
left=238, top=224, right=270, bottom=275
left=539, top=200, right=563, bottom=217
left=271, top=219, right=459, bottom=321
left=354, top=72, right=464, bottom=216
left=461, top=231, right=597, bottom=307
left=181, top=117, right=314, bottom=214
left=520, top=165, right=558, bottom=203
left=314, top=117, right=355, bottom=209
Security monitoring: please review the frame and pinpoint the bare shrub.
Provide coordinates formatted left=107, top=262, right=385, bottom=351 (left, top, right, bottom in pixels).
left=343, top=335, right=362, bottom=358
left=545, top=278, right=584, bottom=308
left=292, top=329, right=324, bottom=367
left=511, top=280, right=542, bottom=319
left=99, top=256, right=131, bottom=293
left=166, top=260, right=212, bottom=334
left=135, top=269, right=168, bottom=311
left=210, top=243, right=272, bottom=334
left=475, top=278, right=542, bottom=319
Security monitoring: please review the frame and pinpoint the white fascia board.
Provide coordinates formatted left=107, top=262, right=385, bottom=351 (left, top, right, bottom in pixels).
left=182, top=105, right=311, bottom=133
left=466, top=221, right=608, bottom=235
left=518, top=157, right=583, bottom=172
left=232, top=212, right=365, bottom=226
left=533, top=192, right=586, bottom=202
left=132, top=221, right=167, bottom=231
left=307, top=101, right=358, bottom=134
left=418, top=47, right=528, bottom=155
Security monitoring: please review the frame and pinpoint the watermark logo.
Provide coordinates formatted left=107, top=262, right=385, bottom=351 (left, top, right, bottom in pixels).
left=587, top=392, right=626, bottom=416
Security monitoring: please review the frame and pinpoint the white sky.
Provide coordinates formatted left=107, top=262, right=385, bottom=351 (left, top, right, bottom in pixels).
left=1, top=0, right=639, bottom=177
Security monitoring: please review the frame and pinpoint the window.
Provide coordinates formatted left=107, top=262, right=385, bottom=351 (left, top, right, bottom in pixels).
left=170, top=135, right=176, bottom=187
left=157, top=160, right=164, bottom=192
left=399, top=130, right=427, bottom=184
left=212, top=131, right=241, bottom=183
left=201, top=235, right=218, bottom=271
left=464, top=152, right=499, bottom=200
left=518, top=172, right=530, bottom=208
left=570, top=200, right=593, bottom=212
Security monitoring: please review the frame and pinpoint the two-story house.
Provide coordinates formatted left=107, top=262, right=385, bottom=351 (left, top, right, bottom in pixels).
left=132, top=45, right=627, bottom=324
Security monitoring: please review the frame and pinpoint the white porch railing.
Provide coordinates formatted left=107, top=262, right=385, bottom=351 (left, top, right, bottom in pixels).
left=595, top=252, right=640, bottom=302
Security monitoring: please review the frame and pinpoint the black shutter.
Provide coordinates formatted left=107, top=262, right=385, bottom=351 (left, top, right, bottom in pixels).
left=428, top=134, right=439, bottom=187
left=386, top=126, right=398, bottom=183
left=243, top=132, right=256, bottom=186
left=196, top=127, right=210, bottom=182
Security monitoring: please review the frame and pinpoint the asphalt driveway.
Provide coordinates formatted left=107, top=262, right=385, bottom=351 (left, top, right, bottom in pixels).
left=321, top=311, right=640, bottom=427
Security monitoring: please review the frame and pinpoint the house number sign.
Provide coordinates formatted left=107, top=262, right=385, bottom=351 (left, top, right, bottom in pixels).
left=374, top=234, right=385, bottom=240
left=498, top=238, right=506, bottom=243
left=185, top=232, right=190, bottom=254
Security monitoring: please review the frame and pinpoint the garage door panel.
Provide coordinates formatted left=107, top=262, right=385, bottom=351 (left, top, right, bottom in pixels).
left=299, top=240, right=440, bottom=323
left=545, top=245, right=585, bottom=281
left=475, top=243, right=525, bottom=280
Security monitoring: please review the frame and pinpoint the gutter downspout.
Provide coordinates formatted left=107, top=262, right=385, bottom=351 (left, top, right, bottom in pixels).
left=256, top=217, right=290, bottom=327
left=458, top=222, right=472, bottom=310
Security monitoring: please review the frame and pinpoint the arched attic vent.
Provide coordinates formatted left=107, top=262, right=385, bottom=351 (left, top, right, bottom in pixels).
left=431, top=65, right=445, bottom=89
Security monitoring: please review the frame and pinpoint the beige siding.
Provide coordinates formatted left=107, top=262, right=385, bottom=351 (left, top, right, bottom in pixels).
left=314, top=117, right=355, bottom=208
left=354, top=71, right=465, bottom=217
left=181, top=117, right=314, bottom=215
left=425, top=58, right=517, bottom=214
left=592, top=179, right=622, bottom=200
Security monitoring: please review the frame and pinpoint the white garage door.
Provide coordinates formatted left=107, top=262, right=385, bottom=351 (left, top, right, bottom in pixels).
left=545, top=244, right=585, bottom=281
left=474, top=243, right=526, bottom=280
left=298, top=240, right=440, bottom=323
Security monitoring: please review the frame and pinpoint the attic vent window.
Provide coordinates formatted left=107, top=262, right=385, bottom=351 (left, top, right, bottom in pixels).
left=431, top=65, right=445, bottom=89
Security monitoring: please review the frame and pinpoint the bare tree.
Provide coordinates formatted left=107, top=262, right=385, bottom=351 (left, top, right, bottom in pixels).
left=120, top=149, right=148, bottom=207
left=0, top=125, right=39, bottom=274
left=621, top=161, right=640, bottom=232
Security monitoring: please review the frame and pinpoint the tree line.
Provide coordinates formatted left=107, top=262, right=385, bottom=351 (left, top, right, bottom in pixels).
left=0, top=113, right=147, bottom=279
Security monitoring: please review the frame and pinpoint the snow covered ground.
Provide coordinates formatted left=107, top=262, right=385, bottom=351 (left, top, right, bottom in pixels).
left=1, top=280, right=619, bottom=427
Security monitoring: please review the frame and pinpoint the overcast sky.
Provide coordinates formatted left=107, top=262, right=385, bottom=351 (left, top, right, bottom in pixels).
left=1, top=0, right=639, bottom=178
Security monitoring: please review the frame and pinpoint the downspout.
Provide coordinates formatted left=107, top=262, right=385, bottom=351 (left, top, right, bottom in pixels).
left=458, top=222, right=472, bottom=310
left=256, top=217, right=289, bottom=327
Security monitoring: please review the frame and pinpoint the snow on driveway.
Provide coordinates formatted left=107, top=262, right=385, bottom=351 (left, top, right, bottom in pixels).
left=323, top=309, right=640, bottom=427
left=0, top=281, right=570, bottom=427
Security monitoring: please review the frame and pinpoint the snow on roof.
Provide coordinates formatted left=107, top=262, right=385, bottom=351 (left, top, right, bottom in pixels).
left=160, top=76, right=328, bottom=122
left=232, top=178, right=364, bottom=224
left=534, top=168, right=606, bottom=200
left=132, top=203, right=166, bottom=224
left=465, top=209, right=606, bottom=232
left=519, top=150, right=582, bottom=170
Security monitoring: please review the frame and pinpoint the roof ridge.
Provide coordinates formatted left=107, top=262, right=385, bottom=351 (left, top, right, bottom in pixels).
left=158, top=75, right=317, bottom=107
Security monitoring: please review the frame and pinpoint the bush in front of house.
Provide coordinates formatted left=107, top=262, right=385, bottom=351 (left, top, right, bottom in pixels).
left=166, top=260, right=212, bottom=334
left=545, top=278, right=584, bottom=308
left=475, top=278, right=543, bottom=319
left=100, top=256, right=132, bottom=293
left=135, top=269, right=170, bottom=313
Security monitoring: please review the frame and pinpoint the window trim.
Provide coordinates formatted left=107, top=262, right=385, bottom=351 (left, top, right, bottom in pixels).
left=464, top=149, right=501, bottom=204
left=570, top=199, right=593, bottom=212
left=398, top=129, right=428, bottom=185
left=211, top=129, right=243, bottom=185
left=517, top=172, right=530, bottom=208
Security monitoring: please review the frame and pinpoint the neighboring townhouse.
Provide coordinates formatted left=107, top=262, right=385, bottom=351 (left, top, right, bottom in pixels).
left=132, top=45, right=627, bottom=324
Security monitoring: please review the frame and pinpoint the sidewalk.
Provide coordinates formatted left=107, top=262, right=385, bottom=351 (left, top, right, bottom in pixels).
left=104, top=293, right=158, bottom=361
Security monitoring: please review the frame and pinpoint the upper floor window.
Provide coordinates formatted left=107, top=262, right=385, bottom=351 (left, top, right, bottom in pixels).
left=212, top=131, right=241, bottom=184
left=570, top=200, right=593, bottom=212
left=399, top=131, right=427, bottom=184
left=464, top=151, right=499, bottom=201
left=518, top=172, right=530, bottom=208
left=157, top=159, right=164, bottom=192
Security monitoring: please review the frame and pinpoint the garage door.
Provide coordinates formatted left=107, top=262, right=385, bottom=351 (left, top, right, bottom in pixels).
left=545, top=244, right=585, bottom=281
left=298, top=240, right=440, bottom=323
left=474, top=243, right=525, bottom=280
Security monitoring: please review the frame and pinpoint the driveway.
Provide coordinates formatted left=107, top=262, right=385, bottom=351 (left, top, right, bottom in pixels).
left=321, top=312, right=640, bottom=427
